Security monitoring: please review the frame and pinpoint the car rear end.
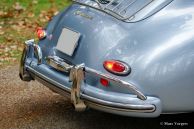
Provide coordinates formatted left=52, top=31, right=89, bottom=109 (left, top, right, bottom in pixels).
left=19, top=0, right=184, bottom=117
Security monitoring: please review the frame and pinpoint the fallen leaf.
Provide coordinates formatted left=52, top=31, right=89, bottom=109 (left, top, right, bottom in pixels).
left=5, top=37, right=13, bottom=42
left=11, top=25, right=21, bottom=31
left=4, top=47, right=11, bottom=53
left=10, top=45, right=17, bottom=50
left=0, top=11, right=13, bottom=18
left=4, top=53, right=9, bottom=57
left=17, top=20, right=25, bottom=26
left=8, top=21, right=14, bottom=25
left=0, top=44, right=5, bottom=48
left=0, top=11, right=4, bottom=17
left=0, top=31, right=4, bottom=35
left=18, top=47, right=24, bottom=51
left=39, top=18, right=47, bottom=23
left=13, top=2, right=25, bottom=11
left=32, top=0, right=38, bottom=4
left=27, top=12, right=35, bottom=18
left=0, top=21, right=4, bottom=25
left=11, top=58, right=17, bottom=62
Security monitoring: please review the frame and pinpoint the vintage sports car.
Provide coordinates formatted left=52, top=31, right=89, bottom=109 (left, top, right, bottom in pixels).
left=19, top=0, right=194, bottom=117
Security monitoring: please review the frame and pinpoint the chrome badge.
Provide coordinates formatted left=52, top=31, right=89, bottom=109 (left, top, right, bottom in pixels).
left=74, top=11, right=93, bottom=20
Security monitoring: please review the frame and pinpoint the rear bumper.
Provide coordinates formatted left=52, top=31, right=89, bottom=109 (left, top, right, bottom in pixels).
left=19, top=39, right=162, bottom=117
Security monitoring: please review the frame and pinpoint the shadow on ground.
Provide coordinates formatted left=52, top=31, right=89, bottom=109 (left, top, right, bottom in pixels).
left=0, top=66, right=193, bottom=129
left=4, top=97, right=194, bottom=129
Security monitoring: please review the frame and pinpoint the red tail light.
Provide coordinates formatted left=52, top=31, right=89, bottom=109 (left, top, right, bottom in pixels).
left=100, top=78, right=109, bottom=87
left=103, top=60, right=131, bottom=76
left=36, top=27, right=47, bottom=40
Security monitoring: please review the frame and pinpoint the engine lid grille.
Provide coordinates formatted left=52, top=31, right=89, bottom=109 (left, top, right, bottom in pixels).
left=73, top=0, right=173, bottom=22
left=101, top=0, right=153, bottom=20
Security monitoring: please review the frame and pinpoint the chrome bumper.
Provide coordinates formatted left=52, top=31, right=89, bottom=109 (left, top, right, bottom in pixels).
left=19, top=39, right=161, bottom=117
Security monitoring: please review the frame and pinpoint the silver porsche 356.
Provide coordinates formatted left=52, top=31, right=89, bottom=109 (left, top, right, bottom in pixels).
left=19, top=0, right=194, bottom=117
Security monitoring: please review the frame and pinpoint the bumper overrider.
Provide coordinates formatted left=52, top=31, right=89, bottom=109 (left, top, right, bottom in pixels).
left=19, top=39, right=162, bottom=117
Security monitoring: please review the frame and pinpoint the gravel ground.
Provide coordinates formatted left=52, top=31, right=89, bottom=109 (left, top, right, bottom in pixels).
left=0, top=65, right=193, bottom=129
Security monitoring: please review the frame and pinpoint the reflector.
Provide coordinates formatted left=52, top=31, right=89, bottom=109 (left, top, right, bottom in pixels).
left=100, top=78, right=109, bottom=87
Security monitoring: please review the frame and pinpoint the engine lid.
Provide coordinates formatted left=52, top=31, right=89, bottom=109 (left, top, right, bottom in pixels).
left=74, top=0, right=174, bottom=22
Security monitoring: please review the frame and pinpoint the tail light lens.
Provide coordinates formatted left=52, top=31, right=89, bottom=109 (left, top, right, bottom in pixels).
left=103, top=60, right=131, bottom=76
left=36, top=27, right=47, bottom=40
left=100, top=78, right=109, bottom=87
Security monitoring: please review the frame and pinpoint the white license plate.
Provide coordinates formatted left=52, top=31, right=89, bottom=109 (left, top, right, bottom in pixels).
left=56, top=28, right=80, bottom=56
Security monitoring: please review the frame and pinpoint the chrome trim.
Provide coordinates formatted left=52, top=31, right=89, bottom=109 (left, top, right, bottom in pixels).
left=70, top=64, right=87, bottom=111
left=85, top=102, right=155, bottom=113
left=19, top=39, right=34, bottom=81
left=27, top=66, right=71, bottom=93
left=47, top=56, right=146, bottom=100
left=33, top=44, right=42, bottom=65
left=19, top=39, right=43, bottom=81
left=82, top=94, right=155, bottom=112
left=46, top=56, right=73, bottom=73
left=85, top=67, right=147, bottom=100
left=34, top=74, right=71, bottom=98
